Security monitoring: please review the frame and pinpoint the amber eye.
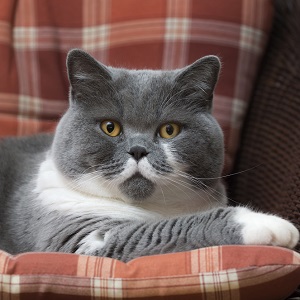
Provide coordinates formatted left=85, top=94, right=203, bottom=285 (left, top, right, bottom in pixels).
left=159, top=123, right=180, bottom=139
left=100, top=120, right=121, bottom=137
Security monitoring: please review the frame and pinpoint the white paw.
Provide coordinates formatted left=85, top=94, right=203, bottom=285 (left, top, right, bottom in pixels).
left=75, top=230, right=108, bottom=255
left=235, top=207, right=299, bottom=249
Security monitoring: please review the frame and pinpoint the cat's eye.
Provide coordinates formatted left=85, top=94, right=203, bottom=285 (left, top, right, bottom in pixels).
left=159, top=123, right=180, bottom=139
left=100, top=120, right=121, bottom=137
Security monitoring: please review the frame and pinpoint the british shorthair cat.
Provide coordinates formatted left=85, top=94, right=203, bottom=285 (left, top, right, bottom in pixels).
left=0, top=49, right=298, bottom=262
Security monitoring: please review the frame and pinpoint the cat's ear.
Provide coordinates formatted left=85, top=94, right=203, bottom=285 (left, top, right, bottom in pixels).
left=66, top=49, right=112, bottom=88
left=175, top=56, right=221, bottom=109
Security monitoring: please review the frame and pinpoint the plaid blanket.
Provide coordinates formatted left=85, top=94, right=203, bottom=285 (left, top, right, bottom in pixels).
left=0, top=0, right=273, bottom=173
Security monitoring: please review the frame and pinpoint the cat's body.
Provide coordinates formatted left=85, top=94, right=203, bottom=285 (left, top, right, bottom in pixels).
left=0, top=50, right=298, bottom=262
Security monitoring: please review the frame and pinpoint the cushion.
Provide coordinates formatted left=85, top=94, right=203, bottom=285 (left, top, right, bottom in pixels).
left=0, top=246, right=299, bottom=299
left=0, top=0, right=273, bottom=173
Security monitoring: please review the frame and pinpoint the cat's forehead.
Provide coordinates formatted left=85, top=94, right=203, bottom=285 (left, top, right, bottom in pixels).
left=111, top=68, right=175, bottom=92
left=111, top=69, right=178, bottom=126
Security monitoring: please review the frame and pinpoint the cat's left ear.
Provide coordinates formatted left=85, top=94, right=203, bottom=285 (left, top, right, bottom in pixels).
left=175, top=56, right=221, bottom=109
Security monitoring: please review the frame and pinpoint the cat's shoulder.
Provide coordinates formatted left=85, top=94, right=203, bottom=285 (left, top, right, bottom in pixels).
left=0, top=133, right=54, bottom=186
left=0, top=133, right=53, bottom=154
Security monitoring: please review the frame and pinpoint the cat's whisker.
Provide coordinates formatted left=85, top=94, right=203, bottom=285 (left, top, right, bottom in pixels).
left=160, top=175, right=193, bottom=199
left=164, top=176, right=216, bottom=211
left=157, top=180, right=167, bottom=208
left=171, top=171, right=224, bottom=205
left=175, top=170, right=239, bottom=205
left=69, top=161, right=124, bottom=186
left=159, top=177, right=196, bottom=212
left=69, top=175, right=98, bottom=192
left=161, top=174, right=211, bottom=205
left=150, top=163, right=210, bottom=205
left=106, top=177, right=118, bottom=193
left=71, top=174, right=103, bottom=191
left=175, top=164, right=261, bottom=181
left=174, top=178, right=215, bottom=205
left=201, top=181, right=239, bottom=205
left=71, top=166, right=100, bottom=177
left=70, top=168, right=120, bottom=191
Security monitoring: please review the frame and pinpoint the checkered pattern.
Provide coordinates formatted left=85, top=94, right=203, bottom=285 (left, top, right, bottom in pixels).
left=0, top=0, right=273, bottom=172
left=0, top=246, right=299, bottom=299
left=2, top=1, right=291, bottom=299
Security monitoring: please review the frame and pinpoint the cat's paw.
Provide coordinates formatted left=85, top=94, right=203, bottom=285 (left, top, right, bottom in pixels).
left=235, top=207, right=299, bottom=249
left=75, top=230, right=107, bottom=255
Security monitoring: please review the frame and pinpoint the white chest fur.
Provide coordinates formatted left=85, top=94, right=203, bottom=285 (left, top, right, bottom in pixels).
left=34, top=158, right=159, bottom=220
left=34, top=157, right=222, bottom=220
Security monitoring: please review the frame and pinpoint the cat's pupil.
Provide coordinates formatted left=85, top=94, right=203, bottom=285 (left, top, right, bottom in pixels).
left=166, top=124, right=174, bottom=135
left=106, top=122, right=114, bottom=133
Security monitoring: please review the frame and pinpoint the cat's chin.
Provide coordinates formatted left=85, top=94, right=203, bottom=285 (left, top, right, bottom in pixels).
left=119, top=173, right=155, bottom=202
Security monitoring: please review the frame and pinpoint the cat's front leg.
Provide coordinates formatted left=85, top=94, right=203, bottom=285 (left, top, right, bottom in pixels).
left=234, top=207, right=299, bottom=248
left=74, top=207, right=299, bottom=262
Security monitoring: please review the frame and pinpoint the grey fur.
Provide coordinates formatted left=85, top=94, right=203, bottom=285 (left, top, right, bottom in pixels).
left=0, top=49, right=261, bottom=261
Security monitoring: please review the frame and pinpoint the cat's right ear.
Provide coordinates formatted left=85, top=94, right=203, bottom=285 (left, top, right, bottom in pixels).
left=66, top=49, right=112, bottom=88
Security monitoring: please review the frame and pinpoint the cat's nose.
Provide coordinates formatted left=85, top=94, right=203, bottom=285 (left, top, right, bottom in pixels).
left=128, top=146, right=149, bottom=161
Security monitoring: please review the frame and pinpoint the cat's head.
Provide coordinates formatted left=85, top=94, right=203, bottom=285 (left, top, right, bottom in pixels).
left=51, top=49, right=226, bottom=212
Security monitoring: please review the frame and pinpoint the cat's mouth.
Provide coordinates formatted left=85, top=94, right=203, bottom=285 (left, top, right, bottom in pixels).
left=119, top=172, right=155, bottom=201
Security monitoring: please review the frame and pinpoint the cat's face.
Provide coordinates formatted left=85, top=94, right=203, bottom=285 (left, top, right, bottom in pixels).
left=51, top=50, right=225, bottom=209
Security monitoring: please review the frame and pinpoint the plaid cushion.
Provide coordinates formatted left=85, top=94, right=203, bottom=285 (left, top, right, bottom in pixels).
left=0, top=0, right=273, bottom=172
left=0, top=246, right=299, bottom=299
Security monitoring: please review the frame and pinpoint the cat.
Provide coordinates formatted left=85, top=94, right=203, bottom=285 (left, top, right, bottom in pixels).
left=0, top=49, right=298, bottom=262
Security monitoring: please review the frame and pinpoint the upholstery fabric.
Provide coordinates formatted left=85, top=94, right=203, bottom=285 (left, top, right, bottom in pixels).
left=230, top=0, right=300, bottom=252
left=1, top=246, right=300, bottom=300
left=0, top=0, right=273, bottom=173
left=2, top=1, right=299, bottom=299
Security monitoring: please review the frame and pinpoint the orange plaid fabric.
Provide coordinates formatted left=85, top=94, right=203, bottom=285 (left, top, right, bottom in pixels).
left=1, top=2, right=291, bottom=299
left=0, top=0, right=273, bottom=172
left=0, top=246, right=299, bottom=299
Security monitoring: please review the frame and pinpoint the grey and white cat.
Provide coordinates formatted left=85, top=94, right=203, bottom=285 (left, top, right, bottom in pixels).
left=0, top=49, right=298, bottom=262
